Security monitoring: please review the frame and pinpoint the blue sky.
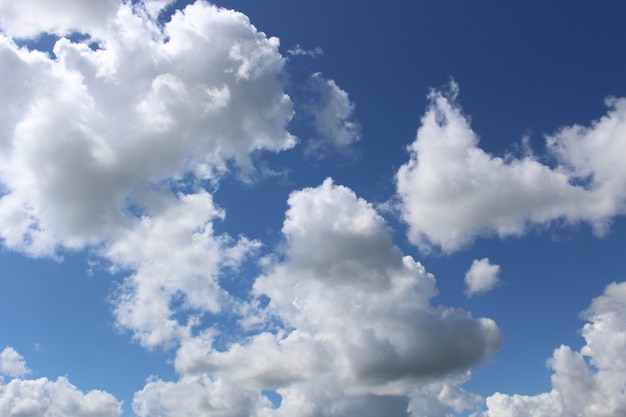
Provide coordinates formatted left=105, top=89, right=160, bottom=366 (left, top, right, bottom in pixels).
left=1, top=1, right=626, bottom=416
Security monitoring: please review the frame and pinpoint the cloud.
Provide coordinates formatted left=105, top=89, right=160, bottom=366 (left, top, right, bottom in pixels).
left=105, top=190, right=260, bottom=348
left=408, top=374, right=482, bottom=417
left=0, top=377, right=122, bottom=417
left=465, top=258, right=500, bottom=297
left=481, top=281, right=626, bottom=416
left=0, top=0, right=295, bottom=257
left=133, top=375, right=270, bottom=417
left=305, top=73, right=360, bottom=151
left=154, top=179, right=501, bottom=416
left=0, top=0, right=119, bottom=38
left=0, top=348, right=30, bottom=378
left=253, top=179, right=501, bottom=390
left=396, top=83, right=626, bottom=252
left=287, top=45, right=323, bottom=57
left=0, top=348, right=121, bottom=417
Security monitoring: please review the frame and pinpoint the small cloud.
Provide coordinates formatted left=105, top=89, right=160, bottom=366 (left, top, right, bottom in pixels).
left=287, top=44, right=323, bottom=57
left=0, top=346, right=31, bottom=378
left=465, top=258, right=500, bottom=297
left=305, top=73, right=361, bottom=154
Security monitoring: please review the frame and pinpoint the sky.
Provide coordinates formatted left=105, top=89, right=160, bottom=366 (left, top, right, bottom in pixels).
left=1, top=1, right=626, bottom=416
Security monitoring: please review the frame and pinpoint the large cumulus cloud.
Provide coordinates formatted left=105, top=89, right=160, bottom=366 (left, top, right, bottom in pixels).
left=0, top=0, right=295, bottom=257
left=142, top=179, right=501, bottom=417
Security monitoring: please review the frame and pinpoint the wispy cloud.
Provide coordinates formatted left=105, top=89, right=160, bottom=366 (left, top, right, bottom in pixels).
left=287, top=44, right=323, bottom=57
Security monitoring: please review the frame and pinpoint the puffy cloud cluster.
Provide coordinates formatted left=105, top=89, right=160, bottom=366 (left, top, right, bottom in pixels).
left=0, top=0, right=299, bottom=351
left=138, top=179, right=501, bottom=417
left=396, top=84, right=626, bottom=252
left=0, top=0, right=366, bottom=354
left=481, top=281, right=626, bottom=416
left=252, top=179, right=500, bottom=390
left=133, top=375, right=270, bottom=417
left=105, top=190, right=260, bottom=348
left=0, top=0, right=119, bottom=38
left=0, top=2, right=372, bottom=414
left=0, top=0, right=295, bottom=257
left=465, top=258, right=500, bottom=297
left=0, top=347, right=122, bottom=417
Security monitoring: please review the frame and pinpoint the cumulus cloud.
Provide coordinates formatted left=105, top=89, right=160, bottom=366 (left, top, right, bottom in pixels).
left=105, top=191, right=260, bottom=348
left=0, top=0, right=119, bottom=38
left=150, top=179, right=501, bottom=416
left=0, top=3, right=519, bottom=416
left=0, top=0, right=297, bottom=349
left=0, top=377, right=122, bottom=417
left=408, top=374, right=482, bottom=417
left=396, top=83, right=626, bottom=252
left=306, top=73, right=360, bottom=151
left=465, top=258, right=500, bottom=297
left=0, top=348, right=30, bottom=378
left=481, top=281, right=626, bottom=416
left=0, top=0, right=295, bottom=257
left=253, top=179, right=501, bottom=390
left=133, top=375, right=270, bottom=417
left=0, top=348, right=121, bottom=417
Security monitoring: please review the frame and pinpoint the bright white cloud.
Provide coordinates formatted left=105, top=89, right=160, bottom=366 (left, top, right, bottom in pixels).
left=133, top=375, right=270, bottom=417
left=465, top=258, right=500, bottom=297
left=106, top=190, right=260, bottom=348
left=0, top=377, right=122, bottom=417
left=396, top=84, right=626, bottom=252
left=0, top=0, right=119, bottom=38
left=0, top=0, right=295, bottom=257
left=0, top=348, right=29, bottom=378
left=481, top=281, right=626, bottom=417
left=0, top=0, right=294, bottom=349
left=155, top=179, right=501, bottom=416
left=0, top=348, right=121, bottom=417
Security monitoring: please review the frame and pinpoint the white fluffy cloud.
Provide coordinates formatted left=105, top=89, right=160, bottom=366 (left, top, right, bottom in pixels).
left=0, top=377, right=122, bottom=417
left=0, top=0, right=119, bottom=38
left=252, top=179, right=500, bottom=390
left=0, top=0, right=296, bottom=350
left=105, top=190, right=260, bottom=348
left=481, top=281, right=626, bottom=417
left=133, top=375, right=270, bottom=417
left=147, top=179, right=501, bottom=417
left=0, top=0, right=295, bottom=257
left=396, top=84, right=626, bottom=252
left=0, top=348, right=121, bottom=417
left=0, top=348, right=30, bottom=378
left=465, top=258, right=500, bottom=297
